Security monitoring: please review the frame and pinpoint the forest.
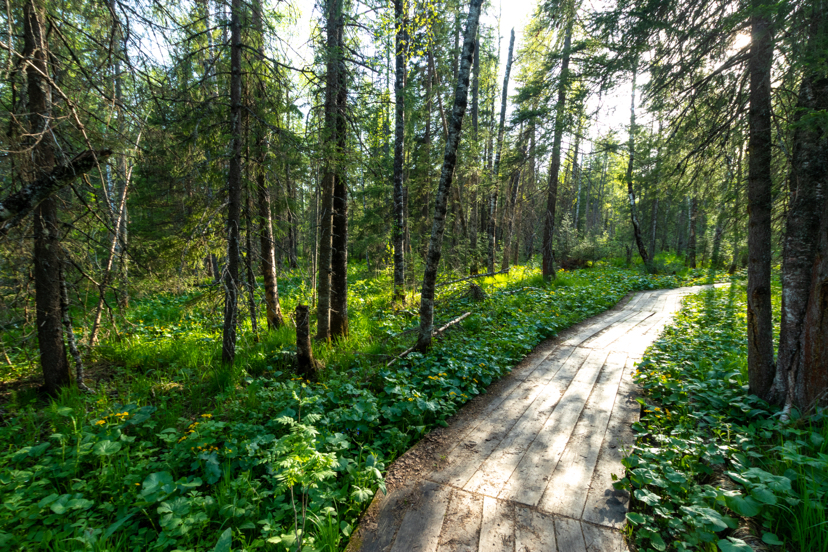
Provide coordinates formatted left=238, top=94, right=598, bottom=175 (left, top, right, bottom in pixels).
left=0, top=0, right=826, bottom=550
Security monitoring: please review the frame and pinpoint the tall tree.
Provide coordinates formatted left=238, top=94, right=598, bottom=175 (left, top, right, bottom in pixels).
left=392, top=0, right=407, bottom=302
left=488, top=28, right=514, bottom=272
left=746, top=0, right=775, bottom=398
left=416, top=0, right=485, bottom=352
left=541, top=20, right=573, bottom=279
left=24, top=0, right=71, bottom=394
left=625, top=64, right=650, bottom=265
left=221, top=0, right=243, bottom=365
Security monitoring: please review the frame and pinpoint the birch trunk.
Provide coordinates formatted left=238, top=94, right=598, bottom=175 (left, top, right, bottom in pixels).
left=416, top=0, right=484, bottom=352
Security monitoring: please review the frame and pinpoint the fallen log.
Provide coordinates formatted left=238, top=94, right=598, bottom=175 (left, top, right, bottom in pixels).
left=387, top=312, right=471, bottom=367
left=434, top=268, right=509, bottom=288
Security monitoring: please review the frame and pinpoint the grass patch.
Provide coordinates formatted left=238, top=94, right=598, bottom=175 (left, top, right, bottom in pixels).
left=623, top=283, right=827, bottom=552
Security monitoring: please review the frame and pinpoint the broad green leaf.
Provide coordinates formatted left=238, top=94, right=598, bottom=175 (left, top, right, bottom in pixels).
left=635, top=488, right=661, bottom=506
left=725, top=494, right=761, bottom=517
left=626, top=512, right=646, bottom=525
left=650, top=532, right=667, bottom=551
left=761, top=532, right=783, bottom=545
left=213, top=527, right=232, bottom=552
left=718, top=537, right=753, bottom=552
left=93, top=440, right=122, bottom=457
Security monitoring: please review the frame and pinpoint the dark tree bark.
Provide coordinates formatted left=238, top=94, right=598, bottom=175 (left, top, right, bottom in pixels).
left=415, top=0, right=484, bottom=352
left=329, top=0, right=349, bottom=339
left=542, top=22, right=572, bottom=279
left=221, top=0, right=243, bottom=365
left=648, top=197, right=659, bottom=262
left=316, top=0, right=344, bottom=341
left=625, top=65, right=650, bottom=266
left=295, top=304, right=320, bottom=380
left=688, top=196, right=698, bottom=268
left=24, top=0, right=71, bottom=394
left=244, top=189, right=258, bottom=333
left=253, top=0, right=284, bottom=330
left=488, top=29, right=515, bottom=273
left=392, top=0, right=407, bottom=302
left=770, top=29, right=828, bottom=411
left=746, top=0, right=775, bottom=398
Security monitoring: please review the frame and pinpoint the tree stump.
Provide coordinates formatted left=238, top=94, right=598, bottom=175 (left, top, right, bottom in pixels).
left=469, top=283, right=487, bottom=302
left=295, top=304, right=320, bottom=380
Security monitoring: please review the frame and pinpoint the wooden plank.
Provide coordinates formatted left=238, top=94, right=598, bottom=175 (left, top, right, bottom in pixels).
left=497, top=350, right=609, bottom=506
left=561, top=308, right=641, bottom=348
left=463, top=348, right=591, bottom=496
left=437, top=489, right=483, bottom=552
left=478, top=497, right=514, bottom=552
left=360, top=484, right=415, bottom=552
left=554, top=517, right=586, bottom=552
left=582, top=523, right=629, bottom=552
left=515, top=507, right=557, bottom=552
left=390, top=481, right=452, bottom=552
left=537, top=352, right=627, bottom=518
left=581, top=359, right=640, bottom=530
left=431, top=347, right=577, bottom=489
left=581, top=310, right=654, bottom=350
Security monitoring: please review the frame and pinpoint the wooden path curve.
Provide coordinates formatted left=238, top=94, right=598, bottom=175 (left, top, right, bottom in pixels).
left=351, top=286, right=718, bottom=552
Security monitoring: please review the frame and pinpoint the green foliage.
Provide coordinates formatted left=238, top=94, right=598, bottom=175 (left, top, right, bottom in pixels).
left=0, top=266, right=726, bottom=550
left=620, top=285, right=828, bottom=552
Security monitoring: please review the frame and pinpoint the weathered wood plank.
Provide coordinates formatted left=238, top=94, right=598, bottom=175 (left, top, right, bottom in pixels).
left=497, top=350, right=609, bottom=506
left=554, top=517, right=586, bottom=552
left=463, top=348, right=591, bottom=496
left=431, top=347, right=577, bottom=488
left=581, top=359, right=640, bottom=529
left=581, top=311, right=654, bottom=350
left=515, top=507, right=557, bottom=552
left=582, top=522, right=629, bottom=552
left=478, top=497, right=514, bottom=552
left=437, top=489, right=483, bottom=552
left=390, top=481, right=452, bottom=552
left=537, top=352, right=627, bottom=518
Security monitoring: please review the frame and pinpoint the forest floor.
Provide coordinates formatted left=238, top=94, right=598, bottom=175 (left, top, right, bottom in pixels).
left=0, top=262, right=731, bottom=551
left=349, top=285, right=720, bottom=552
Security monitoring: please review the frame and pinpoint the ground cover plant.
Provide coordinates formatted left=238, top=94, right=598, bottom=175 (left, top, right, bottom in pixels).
left=0, top=264, right=721, bottom=552
left=622, top=284, right=828, bottom=552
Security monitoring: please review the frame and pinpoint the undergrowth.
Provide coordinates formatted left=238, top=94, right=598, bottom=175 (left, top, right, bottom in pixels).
left=0, top=263, right=724, bottom=551
left=622, top=284, right=827, bottom=552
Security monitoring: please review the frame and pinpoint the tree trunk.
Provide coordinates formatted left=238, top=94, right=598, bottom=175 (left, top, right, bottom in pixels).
left=648, top=197, right=659, bottom=262
left=770, top=39, right=828, bottom=411
left=392, top=0, right=407, bottom=302
left=469, top=28, right=480, bottom=274
left=221, top=0, right=243, bottom=366
left=542, top=22, right=572, bottom=279
left=746, top=0, right=775, bottom=399
left=688, top=195, right=698, bottom=268
left=329, top=0, right=348, bottom=339
left=295, top=304, right=320, bottom=380
left=60, top=263, right=88, bottom=391
left=316, top=0, right=344, bottom=341
left=254, top=0, right=284, bottom=330
left=25, top=0, right=71, bottom=394
left=625, top=64, right=650, bottom=266
left=245, top=189, right=258, bottom=333
left=489, top=29, right=515, bottom=274
left=415, top=0, right=484, bottom=352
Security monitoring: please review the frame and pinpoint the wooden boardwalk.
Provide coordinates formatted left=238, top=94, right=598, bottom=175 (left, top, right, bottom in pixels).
left=353, top=286, right=716, bottom=552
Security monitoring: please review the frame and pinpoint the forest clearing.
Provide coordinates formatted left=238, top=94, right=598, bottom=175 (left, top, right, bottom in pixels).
left=0, top=0, right=826, bottom=550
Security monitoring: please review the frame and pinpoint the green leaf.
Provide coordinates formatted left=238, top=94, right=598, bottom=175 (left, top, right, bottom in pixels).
left=213, top=527, right=232, bottom=552
left=761, top=532, right=784, bottom=545
left=718, top=537, right=753, bottom=552
left=650, top=532, right=667, bottom=551
left=635, top=488, right=661, bottom=506
left=626, top=512, right=646, bottom=525
left=751, top=487, right=777, bottom=505
left=56, top=407, right=74, bottom=417
left=725, top=494, right=761, bottom=517
left=93, top=440, right=122, bottom=457
left=103, top=514, right=134, bottom=539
